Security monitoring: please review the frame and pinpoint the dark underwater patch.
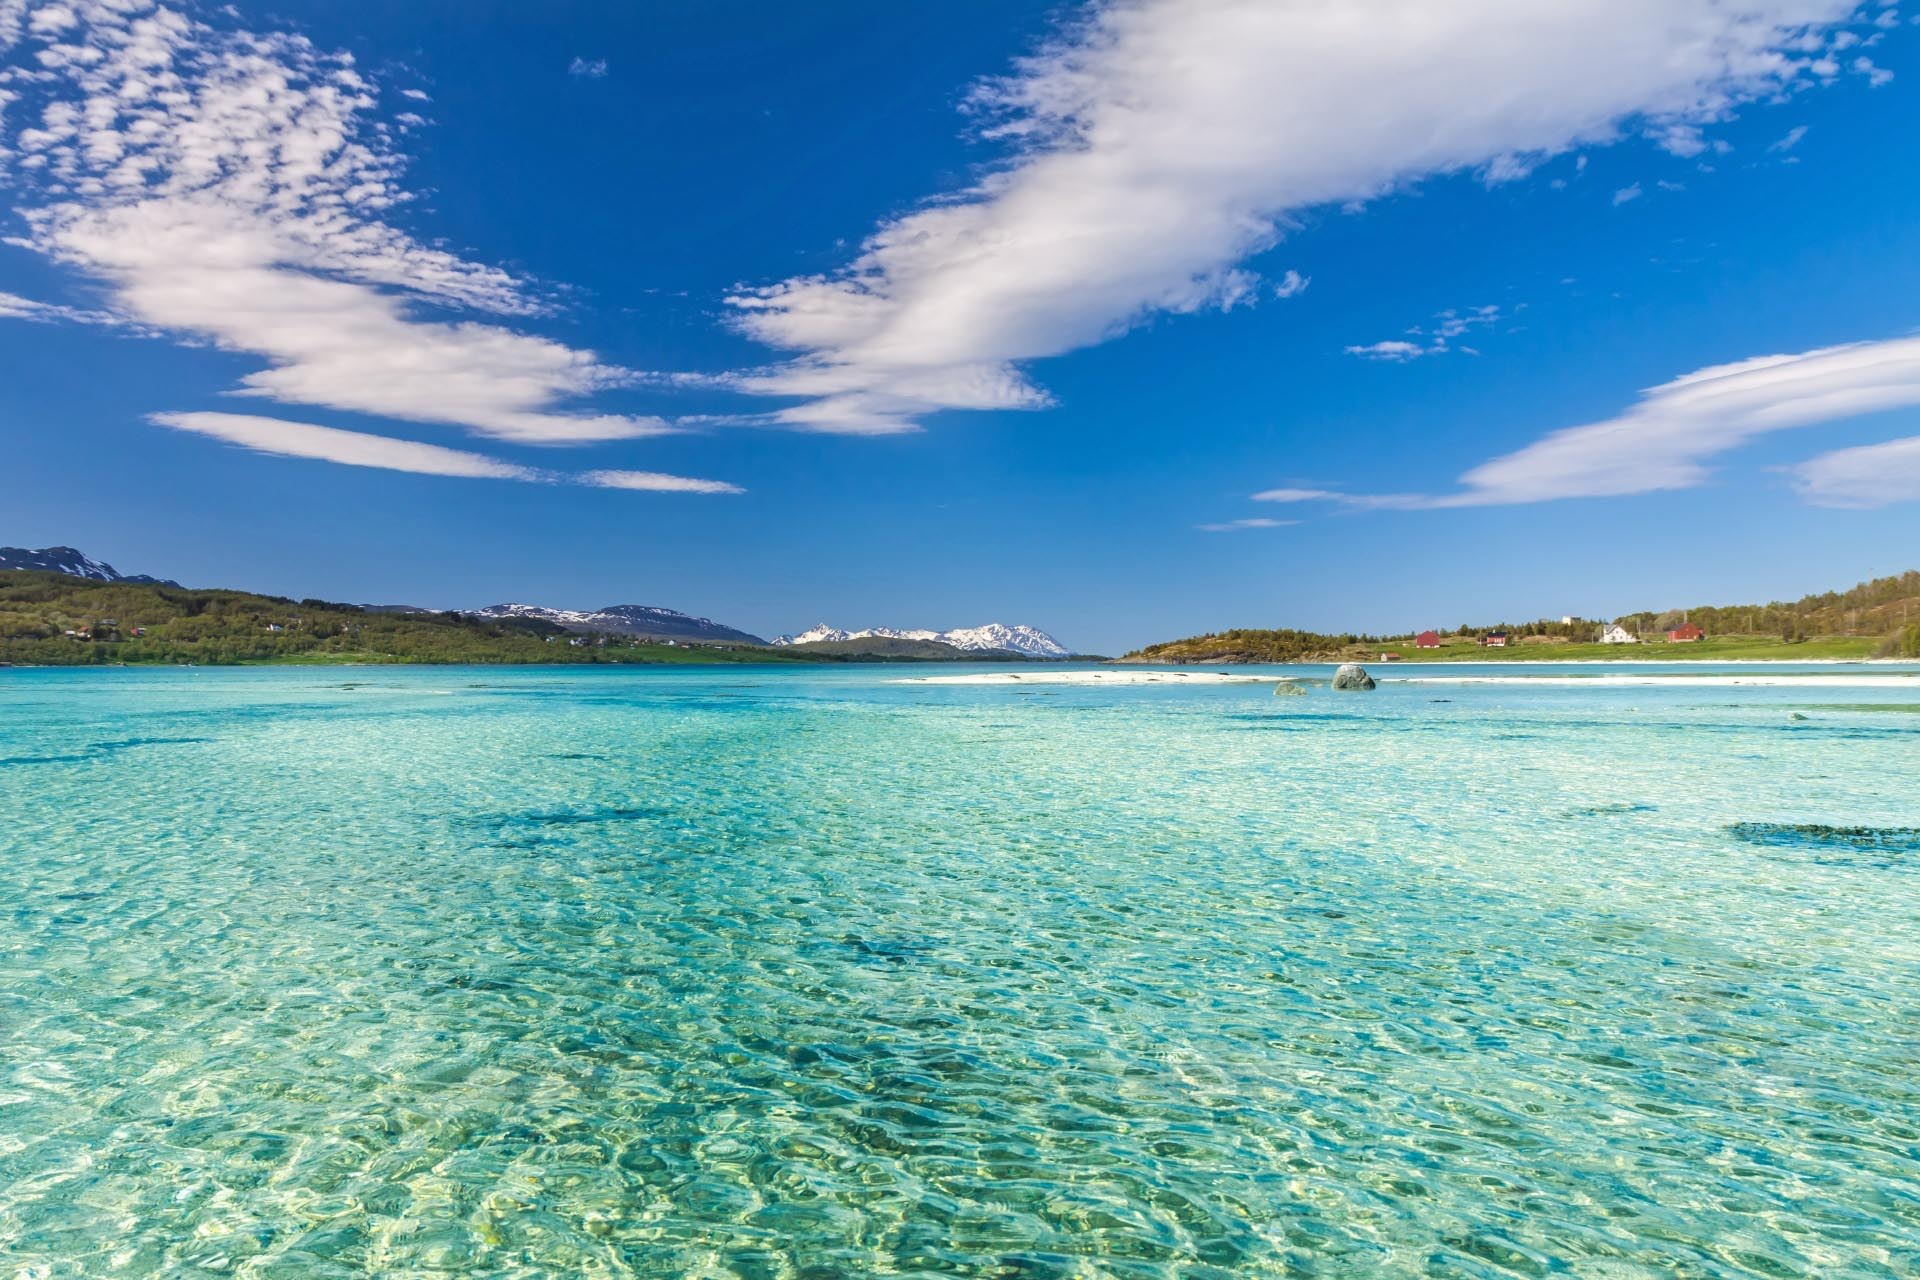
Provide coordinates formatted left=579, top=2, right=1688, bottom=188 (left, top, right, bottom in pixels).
left=1570, top=802, right=1658, bottom=817
left=0, top=735, right=213, bottom=767
left=522, top=805, right=664, bottom=826
left=1730, top=823, right=1920, bottom=868
left=836, top=935, right=931, bottom=966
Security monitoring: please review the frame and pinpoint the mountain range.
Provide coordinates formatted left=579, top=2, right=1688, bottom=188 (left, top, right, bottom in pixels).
left=0, top=545, right=177, bottom=587
left=773, top=623, right=1069, bottom=658
left=471, top=602, right=768, bottom=646
left=1, top=546, right=1072, bottom=657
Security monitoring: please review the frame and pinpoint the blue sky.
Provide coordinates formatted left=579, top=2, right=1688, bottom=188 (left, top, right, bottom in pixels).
left=3, top=0, right=1919, bottom=652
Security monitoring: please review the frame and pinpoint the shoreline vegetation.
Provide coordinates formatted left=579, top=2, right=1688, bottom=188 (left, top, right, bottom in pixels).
left=6, top=567, right=1919, bottom=669
left=1122, top=570, right=1920, bottom=666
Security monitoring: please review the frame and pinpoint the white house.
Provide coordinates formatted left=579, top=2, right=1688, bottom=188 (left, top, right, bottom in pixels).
left=1599, top=624, right=1639, bottom=645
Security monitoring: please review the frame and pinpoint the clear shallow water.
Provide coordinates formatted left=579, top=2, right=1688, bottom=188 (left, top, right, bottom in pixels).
left=2, top=663, right=1918, bottom=1279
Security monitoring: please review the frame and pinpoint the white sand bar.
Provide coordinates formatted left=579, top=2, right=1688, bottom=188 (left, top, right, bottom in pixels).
left=1396, top=674, right=1920, bottom=688
left=903, top=670, right=1284, bottom=685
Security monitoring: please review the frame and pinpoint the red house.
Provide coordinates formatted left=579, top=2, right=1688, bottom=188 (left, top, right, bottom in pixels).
left=1480, top=632, right=1509, bottom=648
left=1666, top=623, right=1706, bottom=643
left=1415, top=630, right=1441, bottom=649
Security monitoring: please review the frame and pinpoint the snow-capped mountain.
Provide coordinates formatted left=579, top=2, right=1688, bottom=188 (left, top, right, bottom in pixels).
left=472, top=602, right=767, bottom=645
left=773, top=623, right=1070, bottom=657
left=0, top=545, right=177, bottom=586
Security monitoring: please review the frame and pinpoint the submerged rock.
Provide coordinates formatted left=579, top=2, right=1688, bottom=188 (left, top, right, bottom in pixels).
left=1332, top=663, right=1376, bottom=691
left=1273, top=681, right=1308, bottom=697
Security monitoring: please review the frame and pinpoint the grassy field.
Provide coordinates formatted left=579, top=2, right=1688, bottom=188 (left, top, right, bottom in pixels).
left=1359, top=634, right=1884, bottom=663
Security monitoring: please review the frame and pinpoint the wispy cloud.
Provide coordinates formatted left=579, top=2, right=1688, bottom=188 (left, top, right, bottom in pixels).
left=1612, top=183, right=1644, bottom=206
left=568, top=56, right=609, bottom=79
left=152, top=412, right=745, bottom=492
left=1793, top=435, right=1920, bottom=508
left=0, top=1, right=665, bottom=446
left=1273, top=270, right=1311, bottom=299
left=1344, top=340, right=1429, bottom=363
left=725, top=0, right=1864, bottom=433
left=1196, top=517, right=1294, bottom=533
left=1250, top=487, right=1346, bottom=503
left=1347, top=305, right=1506, bottom=360
left=1769, top=124, right=1811, bottom=151
left=1377, top=333, right=1920, bottom=508
left=0, top=286, right=120, bottom=326
left=580, top=470, right=744, bottom=495
left=151, top=412, right=544, bottom=480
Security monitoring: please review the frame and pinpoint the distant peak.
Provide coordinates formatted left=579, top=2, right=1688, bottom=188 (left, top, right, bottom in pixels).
left=772, top=622, right=1068, bottom=656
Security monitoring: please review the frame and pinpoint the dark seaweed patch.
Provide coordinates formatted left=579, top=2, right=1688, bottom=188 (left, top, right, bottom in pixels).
left=1732, top=823, right=1920, bottom=851
left=836, top=935, right=931, bottom=966
left=0, top=735, right=212, bottom=767
left=522, top=806, right=664, bottom=826
left=1569, top=802, right=1658, bottom=817
left=1731, top=823, right=1920, bottom=868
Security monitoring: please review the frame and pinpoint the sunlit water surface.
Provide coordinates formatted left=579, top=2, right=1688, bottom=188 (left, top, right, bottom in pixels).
left=3, top=664, right=1918, bottom=1278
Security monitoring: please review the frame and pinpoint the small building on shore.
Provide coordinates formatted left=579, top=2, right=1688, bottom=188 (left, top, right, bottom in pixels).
left=1599, top=624, right=1639, bottom=645
left=1666, top=623, right=1706, bottom=643
left=1480, top=632, right=1510, bottom=648
left=1415, top=630, right=1441, bottom=649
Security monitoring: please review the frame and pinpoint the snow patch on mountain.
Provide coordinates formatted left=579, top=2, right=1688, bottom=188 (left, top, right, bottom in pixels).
left=0, top=545, right=177, bottom=585
left=773, top=623, right=1069, bottom=657
left=471, top=602, right=767, bottom=645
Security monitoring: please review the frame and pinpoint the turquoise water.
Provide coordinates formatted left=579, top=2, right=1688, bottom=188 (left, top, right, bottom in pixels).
left=3, top=663, right=1919, bottom=1278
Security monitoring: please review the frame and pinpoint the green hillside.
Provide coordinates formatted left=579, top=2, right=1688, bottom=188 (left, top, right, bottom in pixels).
left=0, top=571, right=811, bottom=667
left=1124, top=571, right=1920, bottom=664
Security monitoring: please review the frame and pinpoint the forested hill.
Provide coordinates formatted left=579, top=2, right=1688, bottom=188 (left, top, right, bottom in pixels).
left=1616, top=570, right=1920, bottom=642
left=0, top=571, right=808, bottom=666
left=1124, top=570, right=1920, bottom=663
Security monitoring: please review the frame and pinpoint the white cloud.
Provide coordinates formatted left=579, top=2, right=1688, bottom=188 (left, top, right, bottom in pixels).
left=1853, top=54, right=1895, bottom=84
left=1196, top=517, right=1294, bottom=532
left=580, top=469, right=745, bottom=495
left=727, top=0, right=1863, bottom=432
left=1348, top=304, right=1504, bottom=359
left=1770, top=123, right=1811, bottom=150
left=1612, top=183, right=1644, bottom=205
left=1251, top=486, right=1346, bottom=503
left=0, top=285, right=119, bottom=325
left=1402, top=333, right=1920, bottom=507
left=568, top=57, right=608, bottom=79
left=0, top=1, right=666, bottom=446
left=1792, top=435, right=1920, bottom=507
left=150, top=412, right=746, bottom=494
left=1345, top=340, right=1429, bottom=363
left=1273, top=269, right=1310, bottom=299
left=151, top=411, right=544, bottom=480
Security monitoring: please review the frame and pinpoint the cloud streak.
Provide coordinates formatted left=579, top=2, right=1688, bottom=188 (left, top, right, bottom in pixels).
left=727, top=0, right=1866, bottom=433
left=1793, top=435, right=1920, bottom=508
left=153, top=412, right=744, bottom=492
left=151, top=411, right=543, bottom=480
left=1361, top=333, right=1920, bottom=509
left=1196, top=517, right=1293, bottom=532
left=580, top=469, right=745, bottom=495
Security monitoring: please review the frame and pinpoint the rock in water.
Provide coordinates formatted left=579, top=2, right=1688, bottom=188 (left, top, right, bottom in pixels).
left=1332, top=663, right=1376, bottom=691
left=1274, top=681, right=1307, bottom=696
